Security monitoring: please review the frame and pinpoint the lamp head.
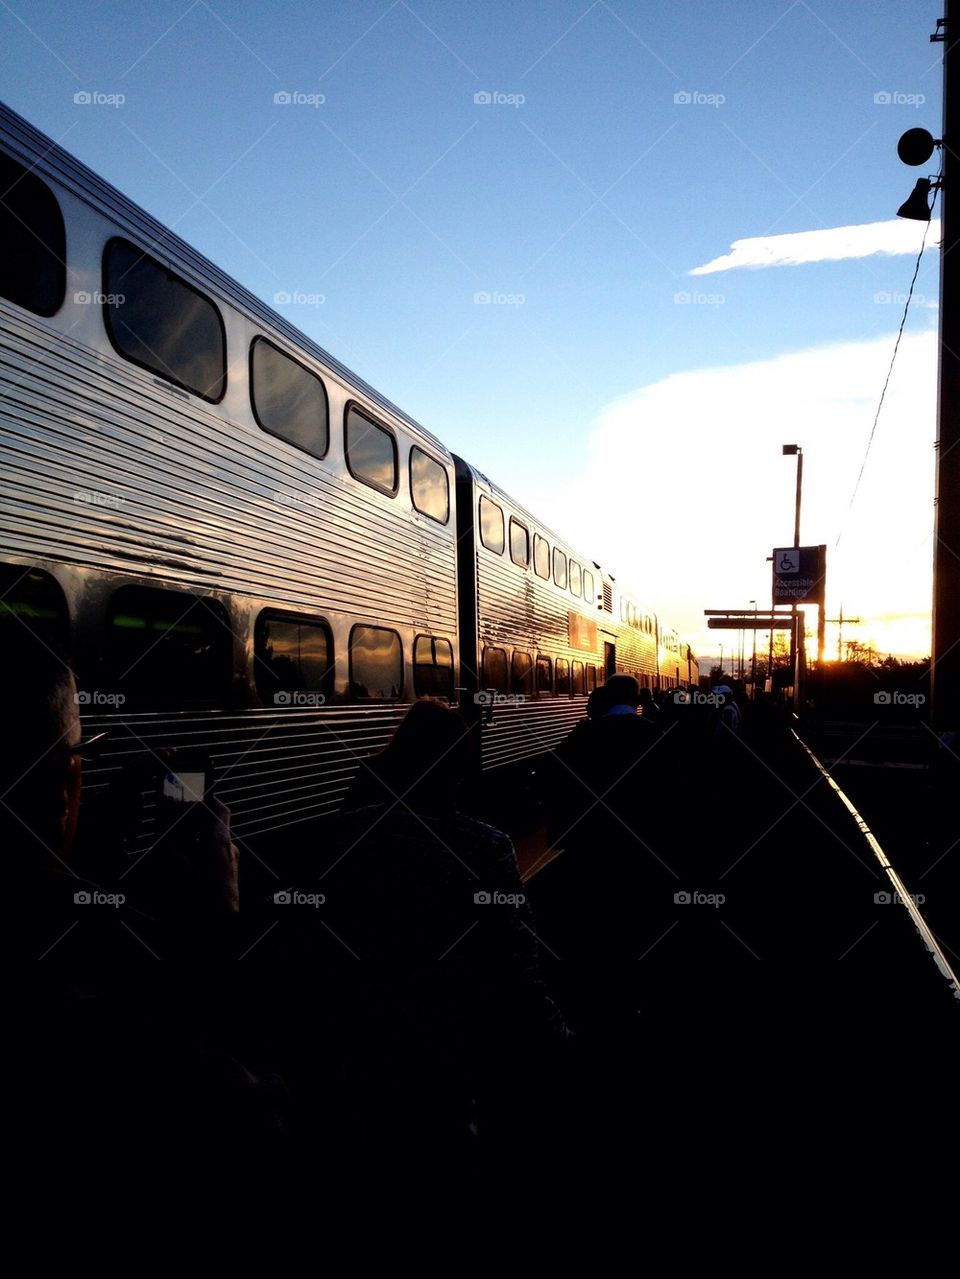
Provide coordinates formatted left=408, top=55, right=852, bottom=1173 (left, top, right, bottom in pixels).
left=782, top=444, right=800, bottom=456
left=897, top=128, right=938, bottom=167
left=897, top=177, right=934, bottom=221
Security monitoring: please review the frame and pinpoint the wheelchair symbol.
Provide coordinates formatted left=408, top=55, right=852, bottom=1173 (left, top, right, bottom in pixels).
left=777, top=551, right=798, bottom=573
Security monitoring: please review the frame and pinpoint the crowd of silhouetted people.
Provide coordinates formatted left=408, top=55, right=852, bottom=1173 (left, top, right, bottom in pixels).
left=3, top=634, right=856, bottom=1181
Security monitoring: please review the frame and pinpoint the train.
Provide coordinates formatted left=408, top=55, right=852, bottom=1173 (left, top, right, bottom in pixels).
left=0, top=100, right=698, bottom=851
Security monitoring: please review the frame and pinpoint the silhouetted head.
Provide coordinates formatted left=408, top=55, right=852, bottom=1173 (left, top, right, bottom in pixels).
left=376, top=698, right=474, bottom=810
left=603, top=674, right=640, bottom=710
left=1, top=635, right=82, bottom=863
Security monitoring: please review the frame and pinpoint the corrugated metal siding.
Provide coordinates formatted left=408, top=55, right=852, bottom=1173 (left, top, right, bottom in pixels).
left=476, top=548, right=595, bottom=769
left=0, top=311, right=455, bottom=633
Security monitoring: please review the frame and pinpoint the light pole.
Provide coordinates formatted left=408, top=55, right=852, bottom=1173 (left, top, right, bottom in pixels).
left=783, top=444, right=803, bottom=702
left=750, top=599, right=757, bottom=694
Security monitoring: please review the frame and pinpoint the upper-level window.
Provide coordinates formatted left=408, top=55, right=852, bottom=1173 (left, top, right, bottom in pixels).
left=414, top=635, right=454, bottom=699
left=345, top=405, right=397, bottom=495
left=349, top=625, right=402, bottom=699
left=556, top=658, right=571, bottom=695
left=572, top=660, right=585, bottom=695
left=479, top=496, right=504, bottom=554
left=255, top=611, right=332, bottom=703
left=482, top=646, right=508, bottom=695
left=620, top=600, right=628, bottom=623
left=410, top=448, right=449, bottom=523
left=536, top=656, right=553, bottom=695
left=586, top=664, right=597, bottom=693
left=584, top=570, right=595, bottom=606
left=511, top=650, right=533, bottom=696
left=569, top=561, right=582, bottom=598
left=534, top=534, right=550, bottom=579
left=106, top=586, right=230, bottom=705
left=250, top=337, right=328, bottom=460
left=509, top=518, right=530, bottom=568
left=0, top=153, right=65, bottom=317
left=553, top=549, right=567, bottom=590
left=103, top=238, right=226, bottom=402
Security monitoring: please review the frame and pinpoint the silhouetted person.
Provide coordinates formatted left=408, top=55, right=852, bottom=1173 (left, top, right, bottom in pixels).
left=638, top=686, right=662, bottom=726
left=324, top=698, right=567, bottom=1155
left=544, top=674, right=681, bottom=1033
left=4, top=635, right=285, bottom=1184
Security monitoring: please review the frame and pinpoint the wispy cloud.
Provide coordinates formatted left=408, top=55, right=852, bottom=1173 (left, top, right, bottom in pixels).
left=690, top=219, right=939, bottom=276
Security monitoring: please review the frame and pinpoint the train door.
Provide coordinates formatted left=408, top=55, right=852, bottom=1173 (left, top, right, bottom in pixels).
left=604, top=642, right=616, bottom=680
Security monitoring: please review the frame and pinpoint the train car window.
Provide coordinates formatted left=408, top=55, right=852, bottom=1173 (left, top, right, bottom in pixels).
left=572, top=660, right=585, bottom=694
left=0, top=564, right=68, bottom=654
left=553, top=549, right=567, bottom=590
left=250, top=337, right=329, bottom=460
left=103, top=238, right=226, bottom=403
left=511, top=650, right=533, bottom=696
left=255, top=611, right=333, bottom=702
left=569, top=561, right=582, bottom=598
left=414, top=635, right=454, bottom=698
left=586, top=664, right=597, bottom=693
left=0, top=153, right=65, bottom=317
left=509, top=518, right=530, bottom=568
left=106, top=586, right=230, bottom=705
left=583, top=570, right=595, bottom=605
left=536, top=656, right=552, bottom=694
left=479, top=497, right=504, bottom=554
left=481, top=646, right=508, bottom=695
left=410, top=448, right=450, bottom=524
left=345, top=405, right=398, bottom=495
left=534, top=534, right=550, bottom=579
left=556, top=658, right=571, bottom=695
left=349, top=625, right=402, bottom=700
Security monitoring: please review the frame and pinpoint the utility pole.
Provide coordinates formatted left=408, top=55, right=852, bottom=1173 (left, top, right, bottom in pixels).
left=825, top=605, right=862, bottom=662
left=932, top=3, right=960, bottom=730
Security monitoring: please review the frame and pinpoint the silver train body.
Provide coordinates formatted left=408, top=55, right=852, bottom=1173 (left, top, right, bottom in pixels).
left=0, top=102, right=697, bottom=847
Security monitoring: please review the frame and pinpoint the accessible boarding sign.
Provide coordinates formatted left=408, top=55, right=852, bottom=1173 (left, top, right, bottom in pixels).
left=772, top=545, right=826, bottom=604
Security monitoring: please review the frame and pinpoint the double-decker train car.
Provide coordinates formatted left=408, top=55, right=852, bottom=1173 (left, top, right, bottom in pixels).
left=0, top=101, right=697, bottom=852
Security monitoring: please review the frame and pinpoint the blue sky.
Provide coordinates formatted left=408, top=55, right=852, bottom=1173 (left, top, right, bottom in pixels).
left=1, top=0, right=944, bottom=660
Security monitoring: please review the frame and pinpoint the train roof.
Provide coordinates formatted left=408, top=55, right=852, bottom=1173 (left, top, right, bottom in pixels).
left=0, top=100, right=450, bottom=458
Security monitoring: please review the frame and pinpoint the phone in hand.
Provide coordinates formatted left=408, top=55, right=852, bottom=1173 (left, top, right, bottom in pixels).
left=158, top=750, right=213, bottom=806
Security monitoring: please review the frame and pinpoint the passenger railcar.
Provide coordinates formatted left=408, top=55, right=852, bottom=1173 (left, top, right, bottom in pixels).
left=0, top=101, right=697, bottom=850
